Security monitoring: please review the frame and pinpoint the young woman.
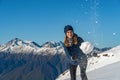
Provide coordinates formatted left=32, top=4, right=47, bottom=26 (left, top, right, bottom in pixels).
left=64, top=25, right=88, bottom=80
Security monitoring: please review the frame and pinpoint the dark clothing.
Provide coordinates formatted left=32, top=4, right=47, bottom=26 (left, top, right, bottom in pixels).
left=66, top=34, right=86, bottom=64
left=79, top=58, right=88, bottom=80
left=66, top=36, right=84, bottom=57
left=65, top=34, right=88, bottom=80
left=70, top=59, right=88, bottom=80
left=70, top=64, right=77, bottom=80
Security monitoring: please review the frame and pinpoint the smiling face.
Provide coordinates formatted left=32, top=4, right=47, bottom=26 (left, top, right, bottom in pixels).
left=66, top=30, right=74, bottom=39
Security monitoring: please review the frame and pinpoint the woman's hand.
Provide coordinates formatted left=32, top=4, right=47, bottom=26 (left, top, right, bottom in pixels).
left=71, top=55, right=77, bottom=61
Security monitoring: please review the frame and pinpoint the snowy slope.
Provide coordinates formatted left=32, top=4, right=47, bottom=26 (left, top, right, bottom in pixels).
left=63, top=61, right=120, bottom=80
left=56, top=45, right=120, bottom=80
left=86, top=61, right=120, bottom=80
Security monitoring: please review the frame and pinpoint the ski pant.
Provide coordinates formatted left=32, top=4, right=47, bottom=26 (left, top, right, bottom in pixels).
left=69, top=58, right=88, bottom=80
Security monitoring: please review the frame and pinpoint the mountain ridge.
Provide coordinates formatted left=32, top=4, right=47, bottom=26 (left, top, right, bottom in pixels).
left=0, top=38, right=114, bottom=80
left=0, top=38, right=63, bottom=54
left=0, top=38, right=68, bottom=80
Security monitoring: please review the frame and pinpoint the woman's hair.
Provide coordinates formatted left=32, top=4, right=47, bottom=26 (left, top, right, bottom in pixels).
left=64, top=33, right=78, bottom=47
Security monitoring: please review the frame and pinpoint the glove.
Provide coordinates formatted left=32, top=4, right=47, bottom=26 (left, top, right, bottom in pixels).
left=70, top=56, right=79, bottom=65
left=71, top=55, right=77, bottom=61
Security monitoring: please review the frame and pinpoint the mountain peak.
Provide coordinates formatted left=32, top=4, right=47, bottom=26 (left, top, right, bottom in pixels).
left=13, top=38, right=21, bottom=40
left=6, top=38, right=23, bottom=46
left=10, top=38, right=22, bottom=42
left=0, top=38, right=42, bottom=53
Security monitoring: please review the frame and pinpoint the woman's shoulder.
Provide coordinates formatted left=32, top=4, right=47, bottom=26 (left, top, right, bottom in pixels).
left=74, top=33, right=84, bottom=45
left=78, top=36, right=84, bottom=42
left=74, top=33, right=84, bottom=42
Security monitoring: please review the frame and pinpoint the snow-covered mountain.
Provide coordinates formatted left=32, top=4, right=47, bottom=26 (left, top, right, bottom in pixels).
left=0, top=38, right=68, bottom=80
left=0, top=38, right=41, bottom=53
left=0, top=38, right=115, bottom=80
left=0, top=38, right=63, bottom=55
left=0, top=38, right=110, bottom=55
left=56, top=45, right=120, bottom=80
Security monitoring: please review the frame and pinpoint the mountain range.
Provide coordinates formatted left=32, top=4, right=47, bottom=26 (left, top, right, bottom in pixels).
left=0, top=38, right=111, bottom=80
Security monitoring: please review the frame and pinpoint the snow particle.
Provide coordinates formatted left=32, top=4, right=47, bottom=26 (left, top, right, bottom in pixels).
left=113, top=33, right=116, bottom=36
left=87, top=32, right=91, bottom=34
left=95, top=21, right=98, bottom=23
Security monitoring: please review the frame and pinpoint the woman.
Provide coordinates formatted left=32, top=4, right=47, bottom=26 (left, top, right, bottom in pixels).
left=64, top=25, right=88, bottom=80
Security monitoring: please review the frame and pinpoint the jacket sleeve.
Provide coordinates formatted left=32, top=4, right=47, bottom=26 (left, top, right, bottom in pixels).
left=60, top=42, right=71, bottom=59
left=61, top=43, right=78, bottom=65
left=64, top=46, right=71, bottom=60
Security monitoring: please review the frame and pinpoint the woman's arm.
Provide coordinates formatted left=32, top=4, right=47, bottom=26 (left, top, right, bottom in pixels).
left=60, top=42, right=78, bottom=65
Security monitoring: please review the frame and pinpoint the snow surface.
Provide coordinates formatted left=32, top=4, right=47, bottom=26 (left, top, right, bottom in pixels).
left=56, top=45, right=120, bottom=80
left=86, top=61, right=120, bottom=80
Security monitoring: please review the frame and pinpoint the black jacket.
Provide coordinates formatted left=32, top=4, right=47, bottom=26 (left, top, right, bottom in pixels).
left=66, top=35, right=84, bottom=57
left=64, top=34, right=87, bottom=65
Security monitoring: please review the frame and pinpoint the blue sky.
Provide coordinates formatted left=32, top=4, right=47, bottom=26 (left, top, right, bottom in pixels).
left=0, top=0, right=120, bottom=48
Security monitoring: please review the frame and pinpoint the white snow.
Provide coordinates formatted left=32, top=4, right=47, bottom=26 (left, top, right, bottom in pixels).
left=113, top=33, right=116, bottom=36
left=56, top=45, right=120, bottom=80
left=0, top=40, right=38, bottom=53
left=0, top=38, right=64, bottom=56
left=72, top=61, right=120, bottom=80
left=87, top=32, right=91, bottom=34
left=80, top=41, right=94, bottom=54
left=60, top=61, right=120, bottom=80
left=95, top=21, right=98, bottom=23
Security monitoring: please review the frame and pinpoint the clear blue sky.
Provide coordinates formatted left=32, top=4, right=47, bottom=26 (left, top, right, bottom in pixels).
left=0, top=0, right=120, bottom=48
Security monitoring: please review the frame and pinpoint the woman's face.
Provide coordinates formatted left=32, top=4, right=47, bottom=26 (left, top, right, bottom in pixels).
left=66, top=30, right=74, bottom=39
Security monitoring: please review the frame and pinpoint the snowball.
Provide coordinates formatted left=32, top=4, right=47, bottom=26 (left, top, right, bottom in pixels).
left=80, top=41, right=94, bottom=54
